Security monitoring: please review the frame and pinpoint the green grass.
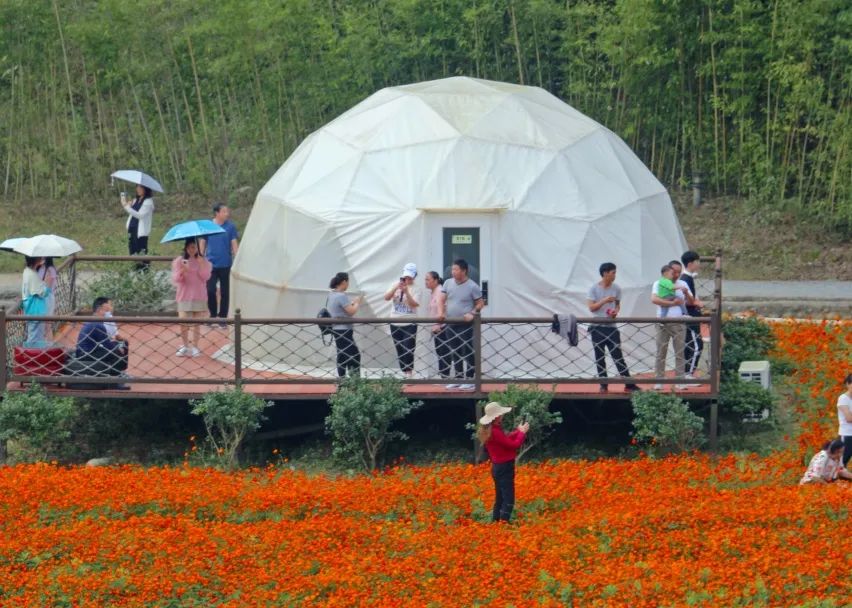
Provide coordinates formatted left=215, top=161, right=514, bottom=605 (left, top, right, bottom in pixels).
left=0, top=195, right=252, bottom=273
left=2, top=191, right=850, bottom=279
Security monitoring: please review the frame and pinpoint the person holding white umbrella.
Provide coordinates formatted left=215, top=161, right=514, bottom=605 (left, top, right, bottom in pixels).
left=12, top=234, right=81, bottom=347
left=21, top=256, right=50, bottom=347
left=112, top=170, right=163, bottom=266
left=121, top=184, right=155, bottom=262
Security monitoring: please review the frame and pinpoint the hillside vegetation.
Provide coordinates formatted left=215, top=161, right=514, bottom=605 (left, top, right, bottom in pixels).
left=0, top=1, right=850, bottom=237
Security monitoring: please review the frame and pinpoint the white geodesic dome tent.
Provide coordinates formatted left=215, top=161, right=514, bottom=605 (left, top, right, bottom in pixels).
left=230, top=76, right=688, bottom=376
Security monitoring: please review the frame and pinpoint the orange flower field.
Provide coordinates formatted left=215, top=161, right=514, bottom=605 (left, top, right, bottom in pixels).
left=0, top=320, right=849, bottom=607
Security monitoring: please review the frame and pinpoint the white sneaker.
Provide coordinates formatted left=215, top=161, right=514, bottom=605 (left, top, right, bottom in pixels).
left=653, top=383, right=664, bottom=390
left=445, top=383, right=461, bottom=390
left=190, top=346, right=201, bottom=357
left=682, top=374, right=702, bottom=387
left=176, top=346, right=189, bottom=357
left=457, top=383, right=476, bottom=391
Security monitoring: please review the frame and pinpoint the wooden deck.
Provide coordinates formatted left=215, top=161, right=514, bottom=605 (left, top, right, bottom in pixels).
left=5, top=321, right=715, bottom=401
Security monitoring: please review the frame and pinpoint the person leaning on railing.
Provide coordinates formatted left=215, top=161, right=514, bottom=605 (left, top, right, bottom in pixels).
left=328, top=272, right=363, bottom=378
left=425, top=271, right=451, bottom=380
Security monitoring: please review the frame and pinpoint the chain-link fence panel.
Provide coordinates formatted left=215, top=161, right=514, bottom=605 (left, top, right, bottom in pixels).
left=3, top=315, right=716, bottom=390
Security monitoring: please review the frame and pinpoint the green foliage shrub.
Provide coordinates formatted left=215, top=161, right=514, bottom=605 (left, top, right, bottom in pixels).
left=718, top=377, right=775, bottom=423
left=721, top=317, right=776, bottom=377
left=0, top=384, right=80, bottom=463
left=631, top=391, right=705, bottom=455
left=190, top=388, right=272, bottom=468
left=84, top=266, right=174, bottom=313
left=325, top=376, right=422, bottom=472
left=474, top=384, right=561, bottom=462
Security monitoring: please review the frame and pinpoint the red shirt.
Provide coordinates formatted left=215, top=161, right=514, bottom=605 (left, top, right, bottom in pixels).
left=485, top=421, right=526, bottom=464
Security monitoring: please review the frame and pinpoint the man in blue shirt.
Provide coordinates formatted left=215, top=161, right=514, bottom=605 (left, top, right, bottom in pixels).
left=75, top=297, right=129, bottom=382
left=200, top=203, right=240, bottom=324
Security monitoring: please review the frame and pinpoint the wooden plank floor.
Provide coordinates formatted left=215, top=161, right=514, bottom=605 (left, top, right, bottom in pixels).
left=6, top=321, right=714, bottom=401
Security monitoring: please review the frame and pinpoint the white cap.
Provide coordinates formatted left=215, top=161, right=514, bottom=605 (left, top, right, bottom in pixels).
left=401, top=262, right=417, bottom=278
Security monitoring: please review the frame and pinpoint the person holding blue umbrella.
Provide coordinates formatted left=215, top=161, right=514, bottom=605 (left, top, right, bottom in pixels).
left=171, top=238, right=212, bottom=357
left=161, top=219, right=223, bottom=357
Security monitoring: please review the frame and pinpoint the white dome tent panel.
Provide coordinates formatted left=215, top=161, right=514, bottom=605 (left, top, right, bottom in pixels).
left=331, top=95, right=460, bottom=151
left=231, top=76, right=689, bottom=378
left=286, top=132, right=363, bottom=201
left=233, top=203, right=331, bottom=287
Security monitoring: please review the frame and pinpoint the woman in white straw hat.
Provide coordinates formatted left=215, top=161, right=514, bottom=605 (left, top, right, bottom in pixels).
left=476, top=402, right=529, bottom=523
left=383, top=262, right=420, bottom=377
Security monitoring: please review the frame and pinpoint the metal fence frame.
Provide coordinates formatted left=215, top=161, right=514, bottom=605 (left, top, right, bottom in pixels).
left=1, top=251, right=724, bottom=395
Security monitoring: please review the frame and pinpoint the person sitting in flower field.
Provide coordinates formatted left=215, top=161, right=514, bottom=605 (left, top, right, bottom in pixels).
left=477, top=402, right=529, bottom=523
left=799, top=438, right=852, bottom=484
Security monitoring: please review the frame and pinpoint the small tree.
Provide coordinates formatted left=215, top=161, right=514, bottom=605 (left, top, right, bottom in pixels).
left=721, top=317, right=776, bottom=378
left=718, top=377, right=775, bottom=424
left=190, top=388, right=272, bottom=468
left=84, top=266, right=173, bottom=313
left=0, top=383, right=79, bottom=463
left=475, top=384, right=561, bottom=462
left=631, top=391, right=705, bottom=455
left=325, top=376, right=422, bottom=472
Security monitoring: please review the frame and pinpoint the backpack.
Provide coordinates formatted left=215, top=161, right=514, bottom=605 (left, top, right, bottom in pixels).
left=317, top=299, right=333, bottom=345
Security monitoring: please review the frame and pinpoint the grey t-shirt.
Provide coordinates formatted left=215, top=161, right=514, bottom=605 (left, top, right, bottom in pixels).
left=442, top=278, right=482, bottom=318
left=327, top=291, right=353, bottom=330
left=587, top=283, right=621, bottom=318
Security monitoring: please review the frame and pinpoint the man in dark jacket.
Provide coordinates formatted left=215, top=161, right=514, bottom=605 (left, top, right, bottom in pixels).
left=76, top=297, right=129, bottom=376
left=680, top=251, right=704, bottom=378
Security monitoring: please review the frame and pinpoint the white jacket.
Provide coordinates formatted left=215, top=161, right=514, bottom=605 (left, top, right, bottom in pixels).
left=124, top=197, right=155, bottom=237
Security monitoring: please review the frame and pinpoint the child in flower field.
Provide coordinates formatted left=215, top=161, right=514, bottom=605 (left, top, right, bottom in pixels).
left=477, top=402, right=529, bottom=523
left=799, top=438, right=852, bottom=484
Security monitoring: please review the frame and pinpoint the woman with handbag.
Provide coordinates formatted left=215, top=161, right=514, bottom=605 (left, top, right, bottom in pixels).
left=328, top=272, right=363, bottom=378
left=21, top=256, right=50, bottom=347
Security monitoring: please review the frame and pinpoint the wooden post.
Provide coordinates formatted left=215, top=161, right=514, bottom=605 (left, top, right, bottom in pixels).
left=709, top=249, right=723, bottom=451
left=709, top=400, right=719, bottom=452
left=473, top=314, right=483, bottom=394
left=474, top=400, right=484, bottom=464
left=70, top=256, right=77, bottom=312
left=233, top=309, right=242, bottom=388
left=0, top=307, right=7, bottom=392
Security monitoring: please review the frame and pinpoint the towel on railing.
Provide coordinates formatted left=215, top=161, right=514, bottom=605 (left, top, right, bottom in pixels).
left=551, top=314, right=578, bottom=346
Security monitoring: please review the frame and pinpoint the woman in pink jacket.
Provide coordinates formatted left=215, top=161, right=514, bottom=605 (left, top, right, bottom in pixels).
left=171, top=239, right=212, bottom=357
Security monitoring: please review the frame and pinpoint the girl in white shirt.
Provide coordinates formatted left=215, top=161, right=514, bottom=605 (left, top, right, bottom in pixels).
left=837, top=373, right=852, bottom=466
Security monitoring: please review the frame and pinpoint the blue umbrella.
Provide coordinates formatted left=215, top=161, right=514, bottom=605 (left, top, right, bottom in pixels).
left=160, top=219, right=225, bottom=243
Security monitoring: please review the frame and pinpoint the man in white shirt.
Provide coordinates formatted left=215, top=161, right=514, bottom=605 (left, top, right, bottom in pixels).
left=650, top=262, right=691, bottom=390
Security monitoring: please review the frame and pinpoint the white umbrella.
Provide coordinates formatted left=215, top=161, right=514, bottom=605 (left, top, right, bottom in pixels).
left=0, top=237, right=28, bottom=252
left=13, top=234, right=82, bottom=257
left=111, top=169, right=164, bottom=193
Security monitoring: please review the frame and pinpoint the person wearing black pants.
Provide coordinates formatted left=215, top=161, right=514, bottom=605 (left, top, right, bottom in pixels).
left=433, top=328, right=451, bottom=378
left=477, top=402, right=529, bottom=523
left=389, top=324, right=416, bottom=374
left=589, top=325, right=638, bottom=392
left=121, top=185, right=155, bottom=271
left=681, top=251, right=704, bottom=377
left=331, top=328, right=361, bottom=378
left=327, top=272, right=363, bottom=378
left=587, top=262, right=639, bottom=393
left=384, top=263, right=420, bottom=376
left=207, top=267, right=231, bottom=321
left=447, top=324, right=475, bottom=381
